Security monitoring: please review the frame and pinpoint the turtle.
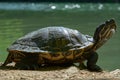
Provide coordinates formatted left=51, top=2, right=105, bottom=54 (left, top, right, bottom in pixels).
left=2, top=19, right=116, bottom=72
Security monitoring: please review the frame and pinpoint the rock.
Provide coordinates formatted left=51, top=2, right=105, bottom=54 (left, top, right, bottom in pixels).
left=0, top=62, right=120, bottom=80
left=110, top=69, right=120, bottom=78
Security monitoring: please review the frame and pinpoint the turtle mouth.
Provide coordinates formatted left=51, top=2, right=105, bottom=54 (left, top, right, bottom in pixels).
left=105, top=28, right=116, bottom=40
left=111, top=29, right=116, bottom=34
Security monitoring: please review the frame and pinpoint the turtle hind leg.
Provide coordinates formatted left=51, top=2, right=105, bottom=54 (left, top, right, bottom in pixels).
left=15, top=53, right=40, bottom=70
left=87, top=51, right=102, bottom=72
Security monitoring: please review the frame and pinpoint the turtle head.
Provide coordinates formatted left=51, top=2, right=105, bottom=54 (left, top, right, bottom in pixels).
left=92, top=19, right=117, bottom=51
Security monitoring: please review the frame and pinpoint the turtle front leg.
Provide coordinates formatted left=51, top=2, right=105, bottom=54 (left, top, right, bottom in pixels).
left=87, top=51, right=102, bottom=72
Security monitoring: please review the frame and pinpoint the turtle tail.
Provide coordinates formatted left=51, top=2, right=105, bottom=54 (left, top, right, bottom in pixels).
left=92, top=19, right=117, bottom=51
left=2, top=52, right=13, bottom=66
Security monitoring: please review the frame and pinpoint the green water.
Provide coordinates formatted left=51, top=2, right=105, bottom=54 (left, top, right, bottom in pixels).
left=0, top=3, right=120, bottom=71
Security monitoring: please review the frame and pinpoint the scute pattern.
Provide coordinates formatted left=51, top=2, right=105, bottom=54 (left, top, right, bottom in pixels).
left=8, top=27, right=89, bottom=52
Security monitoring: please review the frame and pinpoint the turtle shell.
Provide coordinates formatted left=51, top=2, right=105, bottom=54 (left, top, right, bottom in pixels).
left=8, top=27, right=93, bottom=53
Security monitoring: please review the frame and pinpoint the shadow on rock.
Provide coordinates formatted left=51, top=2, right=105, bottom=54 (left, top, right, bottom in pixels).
left=0, top=62, right=73, bottom=71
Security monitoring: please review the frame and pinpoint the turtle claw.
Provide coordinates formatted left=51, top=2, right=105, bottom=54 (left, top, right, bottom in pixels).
left=87, top=65, right=102, bottom=72
left=15, top=62, right=39, bottom=70
left=15, top=62, right=29, bottom=70
left=30, top=64, right=39, bottom=70
left=74, top=63, right=87, bottom=70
